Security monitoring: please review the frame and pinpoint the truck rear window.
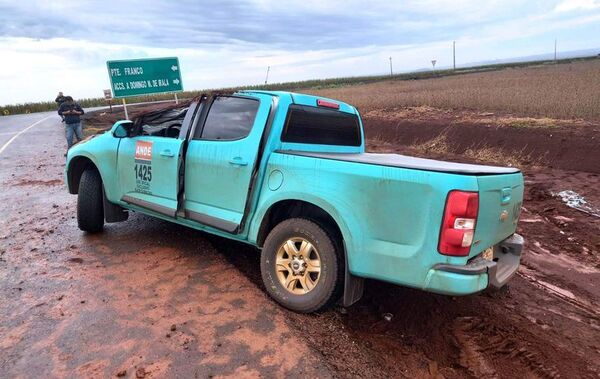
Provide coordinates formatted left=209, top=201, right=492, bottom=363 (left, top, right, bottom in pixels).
left=281, top=104, right=361, bottom=146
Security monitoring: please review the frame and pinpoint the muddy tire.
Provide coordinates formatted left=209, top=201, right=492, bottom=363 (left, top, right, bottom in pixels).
left=261, top=218, right=343, bottom=313
left=77, top=168, right=104, bottom=233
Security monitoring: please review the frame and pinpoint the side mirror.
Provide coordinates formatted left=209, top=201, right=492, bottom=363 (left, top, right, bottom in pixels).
left=112, top=122, right=131, bottom=138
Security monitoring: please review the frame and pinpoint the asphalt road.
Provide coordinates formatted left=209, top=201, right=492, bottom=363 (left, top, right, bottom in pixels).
left=0, top=112, right=57, bottom=155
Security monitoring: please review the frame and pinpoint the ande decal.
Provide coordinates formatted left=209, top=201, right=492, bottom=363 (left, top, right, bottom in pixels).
left=134, top=141, right=153, bottom=194
left=135, top=140, right=153, bottom=162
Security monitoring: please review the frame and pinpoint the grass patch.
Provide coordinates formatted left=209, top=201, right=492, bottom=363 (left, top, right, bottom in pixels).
left=408, top=133, right=542, bottom=169
left=463, top=146, right=539, bottom=168
left=500, top=117, right=559, bottom=129
left=409, top=134, right=451, bottom=155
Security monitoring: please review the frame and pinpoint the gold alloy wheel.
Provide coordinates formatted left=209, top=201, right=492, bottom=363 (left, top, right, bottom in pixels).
left=275, top=237, right=322, bottom=295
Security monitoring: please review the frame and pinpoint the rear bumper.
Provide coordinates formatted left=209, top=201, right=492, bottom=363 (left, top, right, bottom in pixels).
left=424, top=234, right=524, bottom=295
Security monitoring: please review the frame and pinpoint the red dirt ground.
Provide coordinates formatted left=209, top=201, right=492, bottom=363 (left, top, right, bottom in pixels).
left=1, top=105, right=599, bottom=378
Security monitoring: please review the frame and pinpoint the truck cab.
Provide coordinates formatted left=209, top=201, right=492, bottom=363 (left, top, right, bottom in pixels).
left=66, top=91, right=524, bottom=313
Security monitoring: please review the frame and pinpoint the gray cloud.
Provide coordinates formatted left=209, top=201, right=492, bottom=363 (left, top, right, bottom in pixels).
left=0, top=0, right=548, bottom=50
left=2, top=0, right=598, bottom=105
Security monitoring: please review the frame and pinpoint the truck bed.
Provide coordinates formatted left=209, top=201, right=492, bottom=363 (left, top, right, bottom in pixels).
left=278, top=150, right=519, bottom=175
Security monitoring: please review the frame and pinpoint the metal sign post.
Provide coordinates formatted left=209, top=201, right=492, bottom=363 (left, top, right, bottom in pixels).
left=122, top=99, right=129, bottom=120
left=103, top=89, right=113, bottom=113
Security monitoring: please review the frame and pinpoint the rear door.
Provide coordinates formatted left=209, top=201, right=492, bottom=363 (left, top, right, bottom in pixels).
left=117, top=136, right=184, bottom=217
left=183, top=94, right=272, bottom=232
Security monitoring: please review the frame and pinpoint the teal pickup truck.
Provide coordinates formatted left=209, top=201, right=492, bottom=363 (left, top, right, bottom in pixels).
left=65, top=91, right=524, bottom=312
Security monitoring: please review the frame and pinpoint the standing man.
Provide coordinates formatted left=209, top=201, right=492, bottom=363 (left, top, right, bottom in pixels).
left=55, top=92, right=67, bottom=106
left=58, top=96, right=85, bottom=155
left=55, top=92, right=67, bottom=122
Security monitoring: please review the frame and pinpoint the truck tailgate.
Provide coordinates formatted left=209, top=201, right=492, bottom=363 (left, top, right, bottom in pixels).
left=472, top=172, right=524, bottom=256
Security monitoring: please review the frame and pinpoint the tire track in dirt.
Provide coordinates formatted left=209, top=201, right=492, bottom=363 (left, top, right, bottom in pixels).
left=453, top=316, right=561, bottom=379
left=517, top=270, right=600, bottom=323
left=453, top=317, right=497, bottom=378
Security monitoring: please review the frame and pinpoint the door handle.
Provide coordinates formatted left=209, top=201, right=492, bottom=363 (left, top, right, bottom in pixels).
left=229, top=157, right=248, bottom=166
left=160, top=149, right=174, bottom=157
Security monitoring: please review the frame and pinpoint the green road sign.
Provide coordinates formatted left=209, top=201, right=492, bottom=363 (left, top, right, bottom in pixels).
left=106, top=57, right=183, bottom=98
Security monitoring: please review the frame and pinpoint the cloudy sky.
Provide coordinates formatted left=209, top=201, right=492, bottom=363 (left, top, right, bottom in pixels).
left=1, top=0, right=599, bottom=105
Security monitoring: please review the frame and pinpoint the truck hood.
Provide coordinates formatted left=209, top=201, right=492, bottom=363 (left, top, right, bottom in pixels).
left=280, top=151, right=519, bottom=175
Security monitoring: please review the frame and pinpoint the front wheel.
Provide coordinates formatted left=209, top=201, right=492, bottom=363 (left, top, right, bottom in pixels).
left=260, top=218, right=343, bottom=313
left=77, top=168, right=104, bottom=233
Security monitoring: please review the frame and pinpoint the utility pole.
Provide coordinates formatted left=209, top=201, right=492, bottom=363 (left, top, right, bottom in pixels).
left=264, top=66, right=270, bottom=85
left=453, top=41, right=456, bottom=70
left=554, top=38, right=557, bottom=62
left=389, top=57, right=393, bottom=77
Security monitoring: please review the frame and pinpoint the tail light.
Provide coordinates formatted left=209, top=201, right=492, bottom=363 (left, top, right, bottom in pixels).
left=438, top=191, right=479, bottom=256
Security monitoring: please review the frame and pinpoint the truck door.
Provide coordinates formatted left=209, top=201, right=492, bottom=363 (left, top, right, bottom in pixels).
left=117, top=136, right=184, bottom=217
left=183, top=94, right=272, bottom=232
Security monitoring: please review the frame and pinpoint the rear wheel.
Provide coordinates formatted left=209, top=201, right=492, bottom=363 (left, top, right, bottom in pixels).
left=77, top=169, right=104, bottom=233
left=260, top=218, right=342, bottom=312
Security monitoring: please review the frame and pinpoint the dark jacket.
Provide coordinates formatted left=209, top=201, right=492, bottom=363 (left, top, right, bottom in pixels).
left=58, top=103, right=85, bottom=124
left=55, top=95, right=67, bottom=107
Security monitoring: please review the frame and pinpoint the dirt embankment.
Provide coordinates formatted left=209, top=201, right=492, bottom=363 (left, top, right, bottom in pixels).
left=362, top=106, right=600, bottom=173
